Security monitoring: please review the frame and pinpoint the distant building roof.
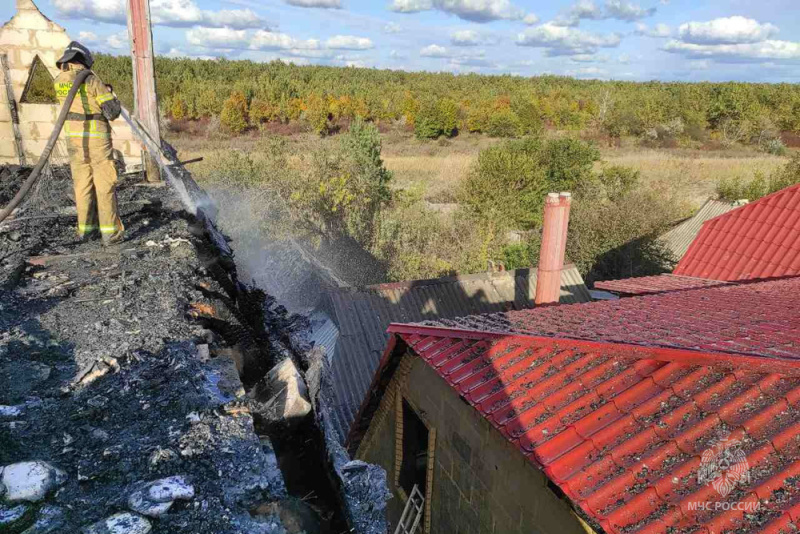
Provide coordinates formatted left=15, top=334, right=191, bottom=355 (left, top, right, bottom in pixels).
left=658, top=199, right=740, bottom=262
left=311, top=265, right=592, bottom=442
left=594, top=274, right=729, bottom=296
left=350, top=276, right=800, bottom=534
left=675, top=184, right=800, bottom=281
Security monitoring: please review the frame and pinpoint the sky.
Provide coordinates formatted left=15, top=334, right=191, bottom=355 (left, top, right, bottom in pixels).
left=4, top=0, right=800, bottom=82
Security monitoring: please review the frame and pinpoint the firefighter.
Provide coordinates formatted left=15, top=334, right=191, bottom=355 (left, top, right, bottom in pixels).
left=53, top=42, right=124, bottom=245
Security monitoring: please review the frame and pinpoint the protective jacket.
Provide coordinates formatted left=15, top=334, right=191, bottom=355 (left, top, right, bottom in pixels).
left=53, top=63, right=124, bottom=241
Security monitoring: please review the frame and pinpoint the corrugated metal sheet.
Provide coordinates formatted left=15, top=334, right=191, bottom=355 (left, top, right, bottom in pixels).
left=594, top=274, right=730, bottom=296
left=348, top=276, right=800, bottom=534
left=675, top=184, right=800, bottom=281
left=659, top=200, right=740, bottom=262
left=319, top=265, right=592, bottom=442
left=426, top=276, right=800, bottom=359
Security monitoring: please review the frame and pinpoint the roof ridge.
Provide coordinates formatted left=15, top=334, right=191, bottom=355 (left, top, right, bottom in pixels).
left=387, top=324, right=800, bottom=376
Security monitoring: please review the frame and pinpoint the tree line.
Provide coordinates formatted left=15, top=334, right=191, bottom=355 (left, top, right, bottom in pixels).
left=95, top=54, right=800, bottom=149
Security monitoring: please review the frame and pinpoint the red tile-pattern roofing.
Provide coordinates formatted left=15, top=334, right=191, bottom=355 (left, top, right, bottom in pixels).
left=428, top=276, right=800, bottom=360
left=594, top=274, right=730, bottom=296
left=674, top=184, right=800, bottom=281
left=388, top=327, right=800, bottom=534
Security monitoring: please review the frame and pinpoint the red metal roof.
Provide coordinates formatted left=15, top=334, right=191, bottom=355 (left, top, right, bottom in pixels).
left=429, top=276, right=800, bottom=360
left=594, top=274, right=730, bottom=296
left=389, top=327, right=800, bottom=534
left=674, top=184, right=800, bottom=281
left=348, top=277, right=800, bottom=534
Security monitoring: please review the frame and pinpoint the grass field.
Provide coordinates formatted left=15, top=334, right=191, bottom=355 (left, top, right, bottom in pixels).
left=172, top=130, right=790, bottom=210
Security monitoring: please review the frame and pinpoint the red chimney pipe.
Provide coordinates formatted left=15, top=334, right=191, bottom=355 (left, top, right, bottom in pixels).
left=535, top=192, right=572, bottom=306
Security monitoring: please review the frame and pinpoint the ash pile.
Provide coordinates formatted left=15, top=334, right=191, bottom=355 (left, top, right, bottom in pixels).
left=0, top=162, right=390, bottom=534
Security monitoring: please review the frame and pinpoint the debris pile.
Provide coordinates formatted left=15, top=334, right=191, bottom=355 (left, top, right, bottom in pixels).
left=0, top=167, right=292, bottom=533
left=0, top=161, right=393, bottom=534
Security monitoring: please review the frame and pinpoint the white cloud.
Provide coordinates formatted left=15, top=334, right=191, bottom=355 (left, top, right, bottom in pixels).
left=604, top=0, right=655, bottom=22
left=325, top=35, right=374, bottom=50
left=569, top=53, right=608, bottom=63
left=678, top=17, right=779, bottom=45
left=635, top=23, right=671, bottom=38
left=390, top=0, right=526, bottom=23
left=384, top=22, right=404, bottom=34
left=663, top=39, right=800, bottom=61
left=390, top=50, right=407, bottom=59
left=389, top=0, right=433, bottom=13
left=251, top=30, right=320, bottom=50
left=284, top=0, right=342, bottom=8
left=517, top=23, right=621, bottom=55
left=450, top=29, right=496, bottom=46
left=420, top=44, right=451, bottom=57
left=554, top=0, right=654, bottom=27
left=186, top=27, right=249, bottom=48
left=523, top=13, right=539, bottom=25
left=106, top=30, right=129, bottom=49
left=52, top=0, right=267, bottom=29
left=78, top=31, right=99, bottom=42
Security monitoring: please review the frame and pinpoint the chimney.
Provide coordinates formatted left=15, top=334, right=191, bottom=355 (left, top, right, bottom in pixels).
left=535, top=192, right=572, bottom=306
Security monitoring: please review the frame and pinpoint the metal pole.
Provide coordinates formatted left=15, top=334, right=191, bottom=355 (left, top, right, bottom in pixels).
left=1, top=54, right=27, bottom=166
left=126, top=0, right=162, bottom=182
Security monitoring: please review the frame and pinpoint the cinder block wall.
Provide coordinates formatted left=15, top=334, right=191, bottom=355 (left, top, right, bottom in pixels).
left=0, top=0, right=143, bottom=168
left=356, top=353, right=593, bottom=534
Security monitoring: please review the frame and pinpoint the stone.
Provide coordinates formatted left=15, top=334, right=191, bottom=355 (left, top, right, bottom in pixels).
left=0, top=405, right=22, bottom=419
left=203, top=355, right=245, bottom=404
left=248, top=359, right=311, bottom=427
left=128, top=476, right=194, bottom=518
left=20, top=505, right=65, bottom=534
left=82, top=513, right=151, bottom=534
left=0, top=502, right=35, bottom=532
left=1, top=461, right=67, bottom=503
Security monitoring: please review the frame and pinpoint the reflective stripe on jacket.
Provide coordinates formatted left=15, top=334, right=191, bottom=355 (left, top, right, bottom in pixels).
left=53, top=64, right=116, bottom=140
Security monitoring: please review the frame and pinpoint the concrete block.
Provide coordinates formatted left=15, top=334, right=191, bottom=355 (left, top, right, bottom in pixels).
left=0, top=29, right=33, bottom=47
left=14, top=11, right=53, bottom=31
left=19, top=104, right=57, bottom=123
left=0, top=105, right=11, bottom=122
left=0, top=137, right=20, bottom=158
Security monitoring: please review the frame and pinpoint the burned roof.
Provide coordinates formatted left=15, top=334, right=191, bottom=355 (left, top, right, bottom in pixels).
left=675, top=184, right=800, bottom=281
left=350, top=276, right=800, bottom=534
left=658, top=199, right=741, bottom=262
left=311, top=265, right=592, bottom=442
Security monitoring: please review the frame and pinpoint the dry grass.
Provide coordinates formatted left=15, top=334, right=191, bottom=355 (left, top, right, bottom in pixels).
left=169, top=130, right=790, bottom=209
left=602, top=149, right=788, bottom=206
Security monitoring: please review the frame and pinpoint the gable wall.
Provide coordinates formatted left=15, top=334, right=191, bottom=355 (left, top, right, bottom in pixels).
left=0, top=1, right=143, bottom=168
left=356, top=352, right=595, bottom=534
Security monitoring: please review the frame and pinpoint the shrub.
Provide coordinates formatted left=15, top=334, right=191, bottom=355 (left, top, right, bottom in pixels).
left=304, top=93, right=331, bottom=136
left=170, top=94, right=187, bottom=120
left=195, top=88, right=223, bottom=118
left=510, top=96, right=543, bottom=136
left=220, top=91, right=249, bottom=134
left=598, top=165, right=640, bottom=201
left=486, top=109, right=522, bottom=138
left=716, top=155, right=800, bottom=202
left=250, top=98, right=277, bottom=125
left=414, top=98, right=459, bottom=139
left=459, top=137, right=600, bottom=231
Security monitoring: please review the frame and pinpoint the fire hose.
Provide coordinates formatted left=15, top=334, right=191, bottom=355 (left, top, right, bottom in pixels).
left=0, top=68, right=92, bottom=224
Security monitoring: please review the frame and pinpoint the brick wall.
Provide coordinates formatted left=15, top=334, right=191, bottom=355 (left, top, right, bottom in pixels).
left=356, top=353, right=594, bottom=534
left=0, top=0, right=143, bottom=169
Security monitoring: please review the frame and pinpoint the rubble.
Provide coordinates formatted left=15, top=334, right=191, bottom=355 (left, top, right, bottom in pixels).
left=82, top=512, right=152, bottom=534
left=128, top=476, right=195, bottom=518
left=1, top=461, right=67, bottom=503
left=249, top=358, right=312, bottom=427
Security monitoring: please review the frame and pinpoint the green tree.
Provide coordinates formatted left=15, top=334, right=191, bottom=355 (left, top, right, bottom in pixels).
left=220, top=91, right=249, bottom=134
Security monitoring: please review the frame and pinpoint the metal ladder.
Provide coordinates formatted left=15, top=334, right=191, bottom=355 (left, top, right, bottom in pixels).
left=394, top=485, right=425, bottom=534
